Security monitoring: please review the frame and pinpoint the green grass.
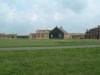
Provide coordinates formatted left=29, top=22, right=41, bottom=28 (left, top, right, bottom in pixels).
left=0, top=39, right=100, bottom=48
left=0, top=48, right=100, bottom=75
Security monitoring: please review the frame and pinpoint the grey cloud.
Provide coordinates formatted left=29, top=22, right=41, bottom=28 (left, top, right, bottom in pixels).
left=58, top=0, right=88, bottom=13
left=0, top=0, right=100, bottom=34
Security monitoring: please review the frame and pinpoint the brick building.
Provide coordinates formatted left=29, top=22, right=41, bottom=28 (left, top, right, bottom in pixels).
left=85, top=26, right=100, bottom=39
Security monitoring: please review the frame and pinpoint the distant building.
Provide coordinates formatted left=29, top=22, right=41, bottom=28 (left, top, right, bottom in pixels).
left=35, top=30, right=51, bottom=39
left=29, top=30, right=51, bottom=39
left=49, top=26, right=70, bottom=39
left=17, top=35, right=29, bottom=39
left=0, top=33, right=17, bottom=39
left=29, top=33, right=36, bottom=39
left=85, top=26, right=100, bottom=39
left=29, top=26, right=70, bottom=40
left=69, top=33, right=85, bottom=39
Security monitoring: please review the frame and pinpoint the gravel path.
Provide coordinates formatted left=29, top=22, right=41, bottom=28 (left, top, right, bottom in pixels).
left=0, top=45, right=100, bottom=51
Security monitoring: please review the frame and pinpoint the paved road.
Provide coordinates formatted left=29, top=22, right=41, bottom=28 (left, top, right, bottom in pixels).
left=0, top=45, right=100, bottom=51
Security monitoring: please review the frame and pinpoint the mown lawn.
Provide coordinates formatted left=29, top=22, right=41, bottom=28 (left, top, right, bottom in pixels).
left=0, top=39, right=100, bottom=48
left=0, top=48, right=100, bottom=75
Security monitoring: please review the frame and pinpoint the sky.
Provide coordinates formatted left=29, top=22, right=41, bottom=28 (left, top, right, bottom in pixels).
left=0, top=0, right=100, bottom=34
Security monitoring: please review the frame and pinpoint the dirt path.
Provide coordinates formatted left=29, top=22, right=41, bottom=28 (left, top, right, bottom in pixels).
left=0, top=45, right=100, bottom=51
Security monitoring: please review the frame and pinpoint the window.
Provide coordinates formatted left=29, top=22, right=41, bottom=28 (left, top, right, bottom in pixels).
left=51, top=34, right=53, bottom=37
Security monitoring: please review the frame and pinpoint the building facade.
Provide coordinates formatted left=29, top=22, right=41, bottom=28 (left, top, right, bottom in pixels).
left=35, top=30, right=51, bottom=39
left=29, top=26, right=70, bottom=40
left=29, top=30, right=51, bottom=39
left=85, top=26, right=100, bottom=39
left=17, top=35, right=29, bottom=39
left=0, top=33, right=17, bottom=39
left=49, top=26, right=70, bottom=39
left=29, top=33, right=36, bottom=39
left=69, top=33, right=85, bottom=39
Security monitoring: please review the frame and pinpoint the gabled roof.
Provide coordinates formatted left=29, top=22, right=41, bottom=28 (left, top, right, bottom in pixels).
left=58, top=28, right=67, bottom=33
left=87, top=25, right=100, bottom=32
left=55, top=26, right=67, bottom=33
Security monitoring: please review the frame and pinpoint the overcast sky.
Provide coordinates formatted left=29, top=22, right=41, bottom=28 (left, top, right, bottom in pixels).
left=0, top=0, right=100, bottom=34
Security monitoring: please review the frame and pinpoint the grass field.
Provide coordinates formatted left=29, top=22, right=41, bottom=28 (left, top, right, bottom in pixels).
left=0, top=47, right=100, bottom=75
left=0, top=39, right=100, bottom=48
